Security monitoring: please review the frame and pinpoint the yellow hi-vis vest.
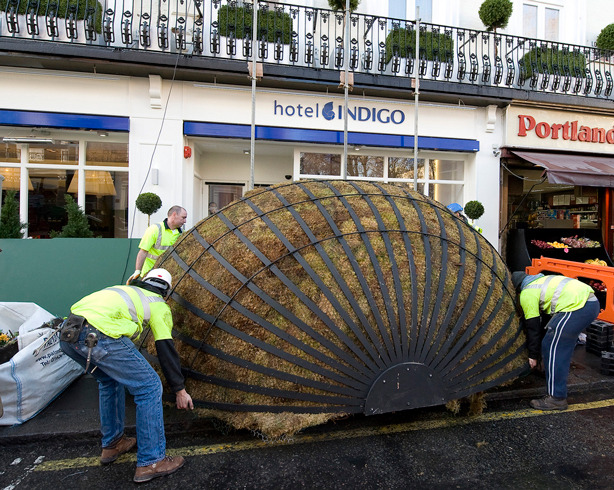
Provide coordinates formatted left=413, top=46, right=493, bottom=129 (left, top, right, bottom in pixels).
left=71, top=285, right=173, bottom=341
left=138, top=221, right=181, bottom=276
left=519, top=275, right=594, bottom=320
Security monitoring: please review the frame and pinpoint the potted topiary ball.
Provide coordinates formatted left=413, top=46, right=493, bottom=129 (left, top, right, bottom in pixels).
left=136, top=192, right=162, bottom=226
left=464, top=200, right=485, bottom=233
left=478, top=0, right=513, bottom=33
left=327, top=0, right=359, bottom=11
left=596, top=24, right=614, bottom=52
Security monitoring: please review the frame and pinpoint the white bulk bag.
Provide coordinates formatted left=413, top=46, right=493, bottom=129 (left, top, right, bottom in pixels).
left=0, top=303, right=83, bottom=426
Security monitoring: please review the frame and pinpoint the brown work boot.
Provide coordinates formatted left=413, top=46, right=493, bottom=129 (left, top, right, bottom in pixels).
left=133, top=456, right=185, bottom=483
left=530, top=395, right=568, bottom=411
left=100, top=435, right=137, bottom=464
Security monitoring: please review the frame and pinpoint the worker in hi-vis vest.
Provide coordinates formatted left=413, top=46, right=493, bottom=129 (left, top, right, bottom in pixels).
left=512, top=271, right=600, bottom=411
left=127, top=205, right=187, bottom=283
left=59, top=268, right=193, bottom=483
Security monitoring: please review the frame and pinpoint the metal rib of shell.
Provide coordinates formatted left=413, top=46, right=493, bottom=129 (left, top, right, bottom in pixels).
left=152, top=180, right=527, bottom=435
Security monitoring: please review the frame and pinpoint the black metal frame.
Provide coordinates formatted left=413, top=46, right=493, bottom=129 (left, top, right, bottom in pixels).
left=1, top=0, right=613, bottom=101
left=148, top=181, right=526, bottom=415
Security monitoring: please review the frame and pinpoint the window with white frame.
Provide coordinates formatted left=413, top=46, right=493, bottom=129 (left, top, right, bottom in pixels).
left=297, top=150, right=465, bottom=207
left=523, top=2, right=561, bottom=41
left=0, top=136, right=129, bottom=238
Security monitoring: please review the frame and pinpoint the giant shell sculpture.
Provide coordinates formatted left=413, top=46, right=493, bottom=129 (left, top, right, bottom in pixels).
left=150, top=180, right=527, bottom=437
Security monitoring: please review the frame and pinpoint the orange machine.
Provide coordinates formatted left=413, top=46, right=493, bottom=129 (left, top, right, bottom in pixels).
left=525, top=256, right=614, bottom=323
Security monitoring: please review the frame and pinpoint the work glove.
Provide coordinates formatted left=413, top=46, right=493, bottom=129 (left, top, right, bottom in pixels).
left=126, top=270, right=141, bottom=285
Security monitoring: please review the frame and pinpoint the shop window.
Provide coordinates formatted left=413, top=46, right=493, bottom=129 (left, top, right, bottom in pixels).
left=28, top=168, right=73, bottom=238
left=67, top=170, right=128, bottom=238
left=432, top=159, right=464, bottom=180
left=27, top=141, right=78, bottom=165
left=300, top=153, right=341, bottom=176
left=388, top=157, right=425, bottom=179
left=1, top=135, right=129, bottom=238
left=347, top=155, right=384, bottom=178
left=1, top=143, right=20, bottom=163
left=432, top=183, right=464, bottom=207
left=208, top=183, right=243, bottom=215
left=86, top=142, right=129, bottom=167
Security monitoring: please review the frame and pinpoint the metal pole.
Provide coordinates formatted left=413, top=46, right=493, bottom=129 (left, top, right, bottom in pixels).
left=413, top=7, right=420, bottom=192
left=0, top=174, right=4, bottom=218
left=342, top=0, right=350, bottom=180
left=249, top=0, right=258, bottom=191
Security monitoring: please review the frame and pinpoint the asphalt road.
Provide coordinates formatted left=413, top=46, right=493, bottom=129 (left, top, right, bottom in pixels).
left=3, top=392, right=614, bottom=489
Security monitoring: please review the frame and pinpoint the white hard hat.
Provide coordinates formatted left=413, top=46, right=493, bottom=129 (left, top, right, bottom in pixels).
left=144, top=268, right=172, bottom=290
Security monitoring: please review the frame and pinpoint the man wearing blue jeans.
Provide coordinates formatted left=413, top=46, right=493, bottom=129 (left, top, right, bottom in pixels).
left=60, top=268, right=193, bottom=483
left=512, top=271, right=600, bottom=411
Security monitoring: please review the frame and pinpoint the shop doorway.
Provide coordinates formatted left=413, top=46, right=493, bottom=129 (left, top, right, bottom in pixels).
left=206, top=183, right=244, bottom=215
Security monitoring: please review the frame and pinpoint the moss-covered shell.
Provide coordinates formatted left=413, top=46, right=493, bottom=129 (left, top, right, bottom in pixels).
left=150, top=180, right=526, bottom=437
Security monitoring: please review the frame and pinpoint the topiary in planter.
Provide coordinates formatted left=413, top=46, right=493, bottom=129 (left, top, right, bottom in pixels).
left=478, top=0, right=513, bottom=32
left=217, top=4, right=293, bottom=45
left=51, top=194, right=94, bottom=238
left=519, top=46, right=587, bottom=79
left=136, top=192, right=162, bottom=227
left=0, top=0, right=104, bottom=34
left=327, top=0, right=359, bottom=11
left=385, top=27, right=454, bottom=65
left=464, top=200, right=484, bottom=221
left=147, top=180, right=527, bottom=438
left=596, top=24, right=614, bottom=51
left=0, top=190, right=26, bottom=238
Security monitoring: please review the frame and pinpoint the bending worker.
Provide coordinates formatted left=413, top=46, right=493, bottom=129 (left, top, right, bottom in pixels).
left=59, top=268, right=193, bottom=483
left=446, top=203, right=469, bottom=224
left=512, top=271, right=600, bottom=411
left=128, top=205, right=187, bottom=283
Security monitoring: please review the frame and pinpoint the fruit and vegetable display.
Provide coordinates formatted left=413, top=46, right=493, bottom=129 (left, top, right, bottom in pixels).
left=585, top=259, right=608, bottom=266
left=530, top=236, right=602, bottom=250
left=589, top=279, right=607, bottom=292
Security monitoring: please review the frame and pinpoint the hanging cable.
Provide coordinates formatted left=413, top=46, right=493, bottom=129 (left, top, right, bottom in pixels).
left=121, top=46, right=183, bottom=283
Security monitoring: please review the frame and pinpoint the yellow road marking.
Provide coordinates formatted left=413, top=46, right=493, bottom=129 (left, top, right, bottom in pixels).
left=36, top=397, right=614, bottom=472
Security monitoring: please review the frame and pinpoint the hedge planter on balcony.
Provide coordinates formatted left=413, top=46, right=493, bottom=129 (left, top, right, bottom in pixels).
left=519, top=46, right=587, bottom=82
left=217, top=4, right=293, bottom=45
left=384, top=27, right=454, bottom=76
left=0, top=0, right=103, bottom=39
left=149, top=180, right=527, bottom=437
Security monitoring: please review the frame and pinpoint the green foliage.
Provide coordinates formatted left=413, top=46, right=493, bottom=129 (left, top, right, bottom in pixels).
left=0, top=190, right=25, bottom=239
left=217, top=5, right=293, bottom=44
left=51, top=194, right=94, bottom=238
left=596, top=24, right=614, bottom=51
left=385, top=28, right=454, bottom=65
left=478, top=0, right=513, bottom=31
left=0, top=0, right=103, bottom=33
left=327, top=0, right=359, bottom=12
left=519, top=46, right=587, bottom=79
left=136, top=192, right=162, bottom=226
left=464, top=200, right=485, bottom=221
left=136, top=192, right=162, bottom=216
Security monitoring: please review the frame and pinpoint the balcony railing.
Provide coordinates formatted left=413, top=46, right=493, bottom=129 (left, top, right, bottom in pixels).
left=2, top=0, right=613, bottom=100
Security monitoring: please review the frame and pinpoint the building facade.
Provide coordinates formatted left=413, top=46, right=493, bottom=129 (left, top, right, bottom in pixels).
left=1, top=0, right=613, bottom=254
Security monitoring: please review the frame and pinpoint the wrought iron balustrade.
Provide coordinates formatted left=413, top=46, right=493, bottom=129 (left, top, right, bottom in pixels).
left=1, top=0, right=613, bottom=100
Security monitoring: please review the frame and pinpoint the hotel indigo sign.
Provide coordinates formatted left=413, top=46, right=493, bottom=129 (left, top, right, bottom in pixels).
left=273, top=100, right=406, bottom=125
